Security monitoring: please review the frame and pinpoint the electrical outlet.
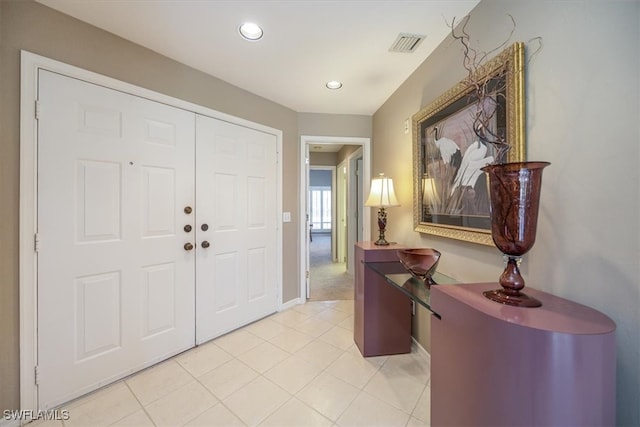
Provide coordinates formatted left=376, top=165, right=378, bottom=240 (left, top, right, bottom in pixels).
left=404, top=118, right=410, bottom=134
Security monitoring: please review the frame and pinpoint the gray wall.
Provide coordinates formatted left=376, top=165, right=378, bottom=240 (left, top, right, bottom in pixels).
left=372, top=0, right=639, bottom=424
left=0, top=0, right=301, bottom=411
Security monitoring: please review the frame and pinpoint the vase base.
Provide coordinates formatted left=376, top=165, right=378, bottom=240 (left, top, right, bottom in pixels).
left=483, top=289, right=542, bottom=308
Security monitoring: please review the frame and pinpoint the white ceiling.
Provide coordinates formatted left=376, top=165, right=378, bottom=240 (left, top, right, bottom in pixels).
left=36, top=0, right=480, bottom=116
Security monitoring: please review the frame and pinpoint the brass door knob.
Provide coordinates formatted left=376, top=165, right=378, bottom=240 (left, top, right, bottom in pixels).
left=184, top=224, right=192, bottom=232
left=201, top=224, right=209, bottom=231
left=184, top=206, right=193, bottom=214
left=184, top=242, right=194, bottom=251
left=201, top=241, right=210, bottom=249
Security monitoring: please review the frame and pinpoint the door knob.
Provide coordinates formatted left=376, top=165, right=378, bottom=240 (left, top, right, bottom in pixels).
left=201, top=241, right=210, bottom=249
left=184, top=242, right=194, bottom=251
left=184, top=225, right=192, bottom=232
left=201, top=223, right=209, bottom=231
left=184, top=206, right=193, bottom=214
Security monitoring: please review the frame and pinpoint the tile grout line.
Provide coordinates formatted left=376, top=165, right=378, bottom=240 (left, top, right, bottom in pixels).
left=52, top=299, right=428, bottom=427
left=223, top=312, right=364, bottom=426
left=121, top=380, right=157, bottom=427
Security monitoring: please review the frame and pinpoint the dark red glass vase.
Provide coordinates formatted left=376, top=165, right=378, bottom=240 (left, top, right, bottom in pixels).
left=481, top=161, right=550, bottom=307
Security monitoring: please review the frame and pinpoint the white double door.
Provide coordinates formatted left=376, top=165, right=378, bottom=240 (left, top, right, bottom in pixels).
left=37, top=70, right=278, bottom=409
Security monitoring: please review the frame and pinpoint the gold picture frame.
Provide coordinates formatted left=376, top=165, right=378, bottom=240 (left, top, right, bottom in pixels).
left=412, top=42, right=526, bottom=245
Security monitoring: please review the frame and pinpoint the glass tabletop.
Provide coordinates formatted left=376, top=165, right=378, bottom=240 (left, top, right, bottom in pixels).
left=365, top=261, right=459, bottom=314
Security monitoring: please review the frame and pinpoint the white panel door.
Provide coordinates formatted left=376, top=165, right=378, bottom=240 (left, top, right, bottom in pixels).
left=37, top=70, right=196, bottom=409
left=195, top=115, right=278, bottom=343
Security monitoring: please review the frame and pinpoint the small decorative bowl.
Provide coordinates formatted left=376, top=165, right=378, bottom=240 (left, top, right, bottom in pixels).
left=397, top=248, right=441, bottom=286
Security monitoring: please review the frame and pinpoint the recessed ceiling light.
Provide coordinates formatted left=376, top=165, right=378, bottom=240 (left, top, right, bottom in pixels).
left=239, top=22, right=263, bottom=41
left=326, top=81, right=343, bottom=90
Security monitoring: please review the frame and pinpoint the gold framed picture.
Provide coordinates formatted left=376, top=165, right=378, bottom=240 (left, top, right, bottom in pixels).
left=412, top=42, right=526, bottom=245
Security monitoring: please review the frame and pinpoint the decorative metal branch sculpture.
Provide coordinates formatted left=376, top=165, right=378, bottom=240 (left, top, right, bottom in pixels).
left=449, top=15, right=541, bottom=164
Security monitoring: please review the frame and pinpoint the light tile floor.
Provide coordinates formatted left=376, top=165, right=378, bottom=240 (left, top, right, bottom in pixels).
left=32, top=300, right=431, bottom=427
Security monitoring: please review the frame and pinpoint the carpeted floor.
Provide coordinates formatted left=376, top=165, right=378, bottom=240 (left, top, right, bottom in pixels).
left=308, top=233, right=354, bottom=301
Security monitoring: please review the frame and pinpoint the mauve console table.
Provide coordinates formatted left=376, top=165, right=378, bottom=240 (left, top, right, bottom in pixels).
left=431, top=283, right=616, bottom=426
left=353, top=241, right=457, bottom=357
left=354, top=241, right=411, bottom=357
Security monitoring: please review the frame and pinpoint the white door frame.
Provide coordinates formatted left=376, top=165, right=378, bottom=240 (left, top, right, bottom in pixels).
left=336, top=160, right=348, bottom=264
left=347, top=148, right=364, bottom=275
left=299, top=136, right=370, bottom=302
left=19, top=50, right=284, bottom=413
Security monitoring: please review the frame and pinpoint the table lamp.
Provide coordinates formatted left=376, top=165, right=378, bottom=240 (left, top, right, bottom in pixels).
left=365, top=173, right=400, bottom=245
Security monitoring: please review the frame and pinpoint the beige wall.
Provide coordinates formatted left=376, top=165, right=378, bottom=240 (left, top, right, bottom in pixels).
left=298, top=113, right=372, bottom=138
left=309, top=145, right=361, bottom=168
left=337, top=145, right=361, bottom=164
left=372, top=0, right=639, bottom=424
left=0, top=0, right=302, bottom=411
left=309, top=152, right=339, bottom=166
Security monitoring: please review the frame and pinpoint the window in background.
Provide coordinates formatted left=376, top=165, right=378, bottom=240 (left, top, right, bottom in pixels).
left=310, top=186, right=332, bottom=231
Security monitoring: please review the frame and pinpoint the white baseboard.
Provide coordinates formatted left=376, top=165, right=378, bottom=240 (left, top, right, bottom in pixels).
left=411, top=337, right=431, bottom=362
left=279, top=297, right=301, bottom=311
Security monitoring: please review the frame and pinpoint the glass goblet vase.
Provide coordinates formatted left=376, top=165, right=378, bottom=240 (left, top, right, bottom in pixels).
left=397, top=248, right=441, bottom=288
left=481, top=161, right=550, bottom=307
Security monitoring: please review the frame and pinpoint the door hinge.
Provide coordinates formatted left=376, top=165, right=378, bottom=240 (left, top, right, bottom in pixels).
left=34, top=233, right=40, bottom=253
left=35, top=100, right=42, bottom=120
left=34, top=365, right=40, bottom=385
left=306, top=271, right=310, bottom=279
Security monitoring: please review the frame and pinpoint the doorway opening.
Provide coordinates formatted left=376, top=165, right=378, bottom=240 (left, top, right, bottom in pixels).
left=308, top=166, right=345, bottom=301
left=299, top=136, right=371, bottom=302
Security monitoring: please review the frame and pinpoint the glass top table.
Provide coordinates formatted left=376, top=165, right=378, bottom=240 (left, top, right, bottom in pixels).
left=365, top=261, right=459, bottom=315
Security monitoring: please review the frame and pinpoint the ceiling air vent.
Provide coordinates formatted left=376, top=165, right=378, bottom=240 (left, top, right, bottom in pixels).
left=389, top=33, right=426, bottom=53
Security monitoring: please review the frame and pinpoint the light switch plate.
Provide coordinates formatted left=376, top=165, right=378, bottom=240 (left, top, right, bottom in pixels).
left=283, top=212, right=291, bottom=222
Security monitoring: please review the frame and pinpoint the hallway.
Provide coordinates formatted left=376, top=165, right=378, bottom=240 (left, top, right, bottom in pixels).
left=308, top=233, right=353, bottom=301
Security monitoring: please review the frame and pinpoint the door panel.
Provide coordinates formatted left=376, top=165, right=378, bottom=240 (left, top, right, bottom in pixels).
left=141, top=262, right=178, bottom=337
left=37, top=70, right=196, bottom=409
left=141, top=166, right=176, bottom=237
left=214, top=252, right=239, bottom=312
left=75, top=271, right=121, bottom=361
left=195, top=115, right=278, bottom=343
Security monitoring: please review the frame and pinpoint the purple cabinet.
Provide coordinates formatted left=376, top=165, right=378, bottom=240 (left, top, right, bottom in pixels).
left=431, top=283, right=616, bottom=426
left=354, top=242, right=412, bottom=357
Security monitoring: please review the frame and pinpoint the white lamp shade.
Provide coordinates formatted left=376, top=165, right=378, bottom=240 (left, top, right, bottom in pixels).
left=365, top=174, right=400, bottom=207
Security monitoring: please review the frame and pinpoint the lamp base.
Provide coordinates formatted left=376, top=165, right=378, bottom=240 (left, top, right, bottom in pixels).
left=374, top=237, right=390, bottom=246
left=374, top=207, right=389, bottom=246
